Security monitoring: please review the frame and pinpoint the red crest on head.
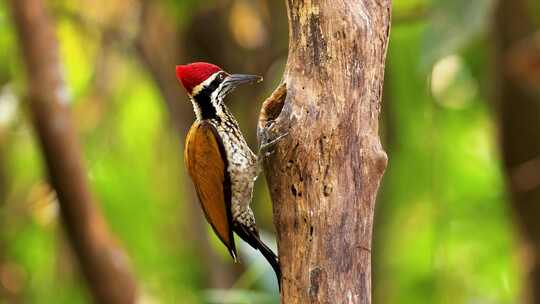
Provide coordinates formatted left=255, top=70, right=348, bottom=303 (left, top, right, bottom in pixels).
left=176, top=62, right=223, bottom=93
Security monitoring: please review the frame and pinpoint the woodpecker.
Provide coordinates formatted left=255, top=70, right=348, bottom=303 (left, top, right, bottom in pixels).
left=176, top=62, right=281, bottom=286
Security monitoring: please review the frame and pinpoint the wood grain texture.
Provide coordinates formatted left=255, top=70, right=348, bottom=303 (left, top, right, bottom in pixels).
left=185, top=121, right=236, bottom=255
left=258, top=1, right=391, bottom=303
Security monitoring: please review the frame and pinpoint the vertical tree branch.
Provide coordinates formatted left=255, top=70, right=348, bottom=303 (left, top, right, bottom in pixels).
left=9, top=1, right=138, bottom=303
left=259, top=1, right=391, bottom=303
left=493, top=0, right=540, bottom=303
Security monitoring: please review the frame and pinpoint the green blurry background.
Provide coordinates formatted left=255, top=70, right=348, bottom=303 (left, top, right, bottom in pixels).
left=0, top=0, right=537, bottom=303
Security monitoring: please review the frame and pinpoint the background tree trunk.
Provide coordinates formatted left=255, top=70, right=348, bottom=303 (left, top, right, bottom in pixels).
left=259, top=1, right=391, bottom=302
left=9, top=1, right=138, bottom=303
left=135, top=0, right=239, bottom=288
left=492, top=0, right=540, bottom=303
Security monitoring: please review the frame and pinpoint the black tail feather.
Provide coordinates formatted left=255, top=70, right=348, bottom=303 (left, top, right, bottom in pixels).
left=233, top=222, right=281, bottom=290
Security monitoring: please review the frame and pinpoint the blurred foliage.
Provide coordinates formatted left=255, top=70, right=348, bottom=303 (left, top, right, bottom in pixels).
left=374, top=20, right=518, bottom=304
left=0, top=0, right=530, bottom=303
left=421, top=0, right=495, bottom=68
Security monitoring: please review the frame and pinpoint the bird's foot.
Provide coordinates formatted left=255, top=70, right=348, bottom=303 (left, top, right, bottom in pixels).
left=257, top=131, right=289, bottom=174
left=259, top=131, right=289, bottom=156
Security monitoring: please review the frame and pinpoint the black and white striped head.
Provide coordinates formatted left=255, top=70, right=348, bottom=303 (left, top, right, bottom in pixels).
left=176, top=62, right=263, bottom=120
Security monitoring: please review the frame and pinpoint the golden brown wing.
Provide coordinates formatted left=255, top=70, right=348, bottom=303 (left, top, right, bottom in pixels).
left=184, top=121, right=236, bottom=259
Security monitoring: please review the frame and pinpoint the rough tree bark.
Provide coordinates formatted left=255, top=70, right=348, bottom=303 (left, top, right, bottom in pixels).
left=258, top=1, right=391, bottom=303
left=492, top=0, right=540, bottom=303
left=9, top=1, right=138, bottom=303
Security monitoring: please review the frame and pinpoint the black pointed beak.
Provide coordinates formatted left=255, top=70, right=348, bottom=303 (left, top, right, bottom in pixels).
left=225, top=74, right=263, bottom=88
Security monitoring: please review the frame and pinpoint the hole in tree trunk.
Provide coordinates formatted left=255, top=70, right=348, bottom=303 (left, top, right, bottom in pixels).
left=259, top=83, right=287, bottom=129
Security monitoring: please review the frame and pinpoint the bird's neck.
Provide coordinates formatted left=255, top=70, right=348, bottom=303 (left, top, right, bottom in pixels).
left=191, top=95, right=236, bottom=125
left=191, top=95, right=250, bottom=153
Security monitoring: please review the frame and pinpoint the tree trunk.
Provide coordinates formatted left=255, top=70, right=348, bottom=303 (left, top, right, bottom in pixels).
left=258, top=1, right=391, bottom=303
left=9, top=1, right=138, bottom=303
left=492, top=0, right=540, bottom=303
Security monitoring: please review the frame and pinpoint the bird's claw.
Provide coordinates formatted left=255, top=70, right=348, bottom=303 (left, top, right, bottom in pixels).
left=259, top=131, right=289, bottom=155
left=256, top=131, right=289, bottom=174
